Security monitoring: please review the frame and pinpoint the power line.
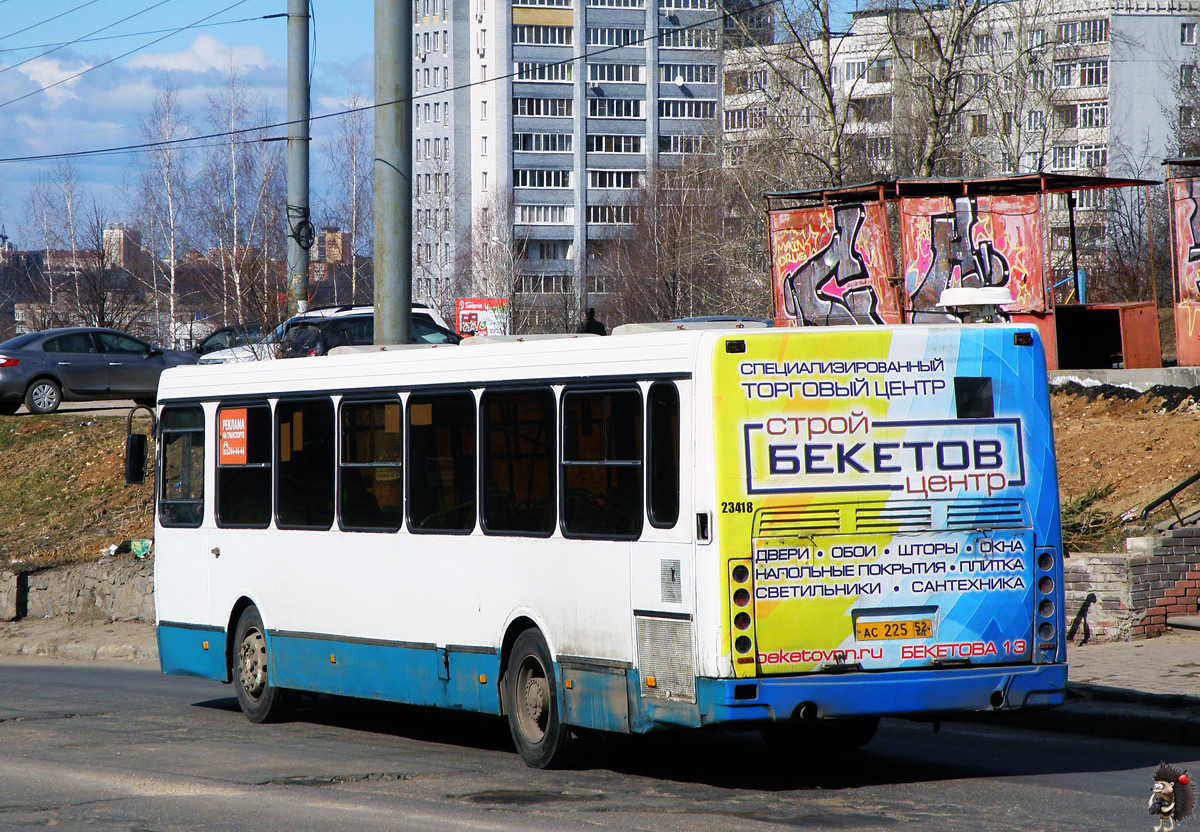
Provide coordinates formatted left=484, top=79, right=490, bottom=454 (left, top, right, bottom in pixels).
left=0, top=15, right=265, bottom=54
left=0, top=0, right=178, bottom=79
left=0, top=0, right=782, bottom=165
left=0, top=0, right=103, bottom=42
left=0, top=0, right=253, bottom=110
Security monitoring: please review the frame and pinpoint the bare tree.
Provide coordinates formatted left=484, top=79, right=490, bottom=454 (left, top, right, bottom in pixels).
left=323, top=89, right=374, bottom=304
left=68, top=200, right=147, bottom=331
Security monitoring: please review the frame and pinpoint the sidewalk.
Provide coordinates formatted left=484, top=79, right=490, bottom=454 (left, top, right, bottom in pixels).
left=1, top=617, right=1198, bottom=746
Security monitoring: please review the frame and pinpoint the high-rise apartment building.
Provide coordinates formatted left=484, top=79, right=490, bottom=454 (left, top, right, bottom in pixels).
left=413, top=0, right=729, bottom=327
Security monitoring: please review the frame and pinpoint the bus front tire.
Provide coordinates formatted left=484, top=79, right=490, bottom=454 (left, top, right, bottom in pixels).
left=504, top=629, right=573, bottom=768
left=232, top=606, right=294, bottom=723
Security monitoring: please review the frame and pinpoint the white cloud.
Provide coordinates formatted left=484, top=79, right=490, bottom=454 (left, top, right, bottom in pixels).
left=128, top=34, right=279, bottom=74
left=17, top=57, right=92, bottom=106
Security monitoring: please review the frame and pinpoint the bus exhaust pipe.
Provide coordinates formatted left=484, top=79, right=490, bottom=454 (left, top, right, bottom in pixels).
left=989, top=690, right=1006, bottom=709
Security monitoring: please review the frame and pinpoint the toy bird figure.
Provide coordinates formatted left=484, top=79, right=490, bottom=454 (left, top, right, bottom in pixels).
left=1150, top=762, right=1196, bottom=832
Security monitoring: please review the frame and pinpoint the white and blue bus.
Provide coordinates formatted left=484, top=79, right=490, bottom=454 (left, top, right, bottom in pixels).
left=141, top=323, right=1066, bottom=767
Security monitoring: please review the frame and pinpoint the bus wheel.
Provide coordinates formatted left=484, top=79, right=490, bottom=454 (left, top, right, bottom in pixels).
left=231, top=606, right=293, bottom=723
left=504, top=629, right=573, bottom=768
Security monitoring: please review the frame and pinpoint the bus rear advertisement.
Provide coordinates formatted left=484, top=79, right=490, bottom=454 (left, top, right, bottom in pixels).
left=142, top=323, right=1065, bottom=768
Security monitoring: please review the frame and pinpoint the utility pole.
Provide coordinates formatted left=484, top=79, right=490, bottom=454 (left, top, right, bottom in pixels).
left=286, top=0, right=313, bottom=316
left=375, top=0, right=412, bottom=345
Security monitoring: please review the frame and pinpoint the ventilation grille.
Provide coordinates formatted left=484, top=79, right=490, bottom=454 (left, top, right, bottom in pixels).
left=945, top=499, right=1026, bottom=530
left=636, top=617, right=695, bottom=702
left=754, top=507, right=841, bottom=537
left=855, top=504, right=933, bottom=533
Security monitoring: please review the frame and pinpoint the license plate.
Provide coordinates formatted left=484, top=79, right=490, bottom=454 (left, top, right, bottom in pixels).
left=855, top=618, right=932, bottom=641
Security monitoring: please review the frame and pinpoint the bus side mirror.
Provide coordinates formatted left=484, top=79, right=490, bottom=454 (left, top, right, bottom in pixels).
left=125, top=433, right=148, bottom=485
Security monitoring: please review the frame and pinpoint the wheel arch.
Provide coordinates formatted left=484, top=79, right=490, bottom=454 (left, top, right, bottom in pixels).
left=498, top=615, right=541, bottom=714
left=24, top=373, right=63, bottom=397
left=223, top=596, right=259, bottom=683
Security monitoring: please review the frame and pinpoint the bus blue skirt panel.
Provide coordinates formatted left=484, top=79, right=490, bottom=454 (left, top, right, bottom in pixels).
left=158, top=622, right=229, bottom=681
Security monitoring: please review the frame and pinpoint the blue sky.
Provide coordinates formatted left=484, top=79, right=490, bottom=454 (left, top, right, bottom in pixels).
left=0, top=0, right=376, bottom=243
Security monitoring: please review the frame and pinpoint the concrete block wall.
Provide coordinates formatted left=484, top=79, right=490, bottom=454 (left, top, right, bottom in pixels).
left=0, top=556, right=153, bottom=623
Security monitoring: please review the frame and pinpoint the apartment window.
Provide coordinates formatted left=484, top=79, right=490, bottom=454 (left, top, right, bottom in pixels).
left=661, top=64, right=716, bottom=84
left=864, top=136, right=891, bottom=160
left=1078, top=101, right=1107, bottom=128
left=514, top=0, right=572, bottom=5
left=481, top=99, right=487, bottom=119
left=1078, top=18, right=1108, bottom=43
left=1000, top=112, right=1013, bottom=135
left=587, top=134, right=642, bottom=153
left=1030, top=68, right=1045, bottom=90
left=724, top=108, right=746, bottom=130
left=659, top=27, right=717, bottom=49
left=588, top=63, right=644, bottom=82
left=482, top=135, right=488, bottom=155
left=513, top=168, right=572, bottom=188
left=589, top=0, right=644, bottom=6
left=1030, top=28, right=1046, bottom=49
left=661, top=0, right=715, bottom=7
left=1021, top=151, right=1042, bottom=172
left=1184, top=64, right=1197, bottom=88
left=587, top=27, right=644, bottom=46
left=515, top=61, right=574, bottom=81
left=659, top=134, right=714, bottom=154
left=868, top=59, right=893, bottom=83
left=1058, top=21, right=1078, bottom=44
left=970, top=113, right=988, bottom=136
left=513, top=97, right=573, bottom=116
left=481, top=171, right=488, bottom=192
left=850, top=96, right=891, bottom=123
left=517, top=274, right=571, bottom=294
left=1185, top=22, right=1197, bottom=45
left=1027, top=109, right=1044, bottom=131
left=659, top=98, right=716, bottom=119
left=513, top=25, right=572, bottom=44
left=973, top=33, right=991, bottom=53
left=1075, top=188, right=1106, bottom=209
left=1184, top=106, right=1200, bottom=128
left=1079, top=59, right=1108, bottom=87
left=588, top=169, right=640, bottom=188
left=586, top=204, right=640, bottom=224
left=845, top=60, right=867, bottom=82
left=515, top=204, right=573, bottom=224
left=588, top=98, right=643, bottom=118
left=748, top=69, right=768, bottom=89
left=1054, top=104, right=1077, bottom=128
left=1051, top=144, right=1076, bottom=170
left=1053, top=62, right=1073, bottom=88
left=1079, top=144, right=1107, bottom=169
left=527, top=241, right=572, bottom=259
left=1002, top=31, right=1014, bottom=52
left=514, top=132, right=573, bottom=152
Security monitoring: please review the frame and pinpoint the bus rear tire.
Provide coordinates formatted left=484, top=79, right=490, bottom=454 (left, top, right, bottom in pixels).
left=232, top=606, right=294, bottom=723
left=504, top=629, right=573, bottom=769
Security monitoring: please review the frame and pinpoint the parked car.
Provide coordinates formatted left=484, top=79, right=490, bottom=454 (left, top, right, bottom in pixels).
left=0, top=327, right=200, bottom=415
left=277, top=309, right=460, bottom=358
left=194, top=324, right=264, bottom=355
left=198, top=304, right=454, bottom=364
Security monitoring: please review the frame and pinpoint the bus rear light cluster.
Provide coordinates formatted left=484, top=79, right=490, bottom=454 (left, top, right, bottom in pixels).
left=1033, top=547, right=1060, bottom=661
left=729, top=559, right=757, bottom=670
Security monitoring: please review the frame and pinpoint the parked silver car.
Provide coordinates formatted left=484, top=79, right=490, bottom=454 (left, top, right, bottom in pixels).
left=0, top=327, right=200, bottom=415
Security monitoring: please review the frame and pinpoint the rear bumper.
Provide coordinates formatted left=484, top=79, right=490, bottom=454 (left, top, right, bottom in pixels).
left=696, top=663, right=1066, bottom=726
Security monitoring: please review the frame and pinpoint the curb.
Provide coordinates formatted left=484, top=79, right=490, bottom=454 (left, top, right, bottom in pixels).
left=961, top=683, right=1200, bottom=747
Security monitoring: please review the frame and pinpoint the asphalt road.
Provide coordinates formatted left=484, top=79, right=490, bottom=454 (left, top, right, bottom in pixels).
left=0, top=658, right=1192, bottom=831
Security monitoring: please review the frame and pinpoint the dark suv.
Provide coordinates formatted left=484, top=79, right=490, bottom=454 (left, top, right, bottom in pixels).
left=277, top=310, right=461, bottom=358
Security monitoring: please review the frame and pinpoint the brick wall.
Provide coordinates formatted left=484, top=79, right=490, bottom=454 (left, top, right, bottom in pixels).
left=1066, top=529, right=1200, bottom=643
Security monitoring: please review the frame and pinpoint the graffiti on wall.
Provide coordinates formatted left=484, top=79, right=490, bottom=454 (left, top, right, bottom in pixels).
left=1172, top=178, right=1200, bottom=304
left=768, top=202, right=901, bottom=326
left=900, top=194, right=1046, bottom=319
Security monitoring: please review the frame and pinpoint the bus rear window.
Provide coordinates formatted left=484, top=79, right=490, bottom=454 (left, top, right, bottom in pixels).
left=159, top=405, right=204, bottom=528
left=216, top=404, right=272, bottom=528
left=408, top=392, right=476, bottom=533
left=562, top=389, right=643, bottom=538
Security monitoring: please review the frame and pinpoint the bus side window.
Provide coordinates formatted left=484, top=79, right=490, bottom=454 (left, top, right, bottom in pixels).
left=159, top=405, right=205, bottom=528
left=408, top=391, right=477, bottom=533
left=276, top=398, right=336, bottom=530
left=339, top=399, right=404, bottom=532
left=561, top=388, right=643, bottom=539
left=481, top=388, right=555, bottom=536
left=216, top=403, right=272, bottom=528
left=647, top=382, right=680, bottom=528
